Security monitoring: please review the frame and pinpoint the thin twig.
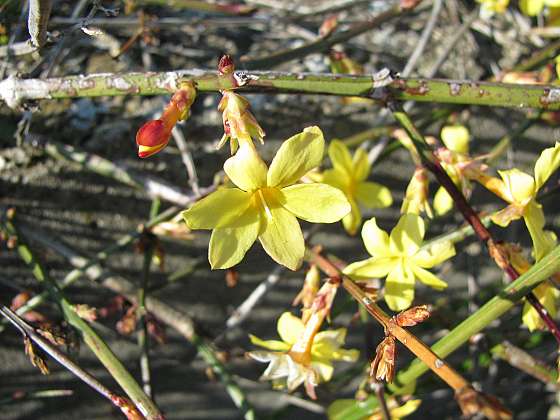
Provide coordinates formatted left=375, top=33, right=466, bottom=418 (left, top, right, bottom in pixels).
left=172, top=126, right=201, bottom=196
left=0, top=307, right=142, bottom=417
left=425, top=8, right=479, bottom=78
left=402, top=0, right=443, bottom=77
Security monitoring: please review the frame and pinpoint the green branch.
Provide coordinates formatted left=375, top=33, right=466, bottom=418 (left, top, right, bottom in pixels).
left=0, top=220, right=163, bottom=419
left=3, top=70, right=560, bottom=110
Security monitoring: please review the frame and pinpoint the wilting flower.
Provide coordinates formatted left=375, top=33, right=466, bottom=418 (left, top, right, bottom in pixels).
left=292, top=265, right=321, bottom=309
left=322, top=140, right=392, bottom=235
left=136, top=81, right=196, bottom=158
left=344, top=214, right=455, bottom=311
left=478, top=142, right=560, bottom=261
left=370, top=335, right=396, bottom=382
left=248, top=311, right=359, bottom=399
left=217, top=54, right=265, bottom=154
left=183, top=126, right=350, bottom=270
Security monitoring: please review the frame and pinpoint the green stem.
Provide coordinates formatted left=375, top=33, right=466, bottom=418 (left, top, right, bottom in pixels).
left=0, top=206, right=180, bottom=333
left=4, top=71, right=560, bottom=110
left=22, top=222, right=256, bottom=420
left=344, top=244, right=560, bottom=419
left=0, top=221, right=163, bottom=419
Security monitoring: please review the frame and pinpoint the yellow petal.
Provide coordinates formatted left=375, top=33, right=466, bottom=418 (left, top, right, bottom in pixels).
left=182, top=188, right=252, bottom=229
left=249, top=334, right=291, bottom=351
left=268, top=126, right=325, bottom=188
left=258, top=195, right=305, bottom=270
left=390, top=214, right=425, bottom=256
left=524, top=201, right=557, bottom=261
left=328, top=140, right=353, bottom=176
left=433, top=186, right=454, bottom=216
left=312, top=360, right=335, bottom=382
left=390, top=399, right=422, bottom=418
left=520, top=0, right=544, bottom=15
left=491, top=204, right=524, bottom=227
left=277, top=312, right=305, bottom=345
left=498, top=168, right=536, bottom=204
left=441, top=125, right=469, bottom=154
left=343, top=257, right=397, bottom=280
left=361, top=217, right=391, bottom=258
left=411, top=264, right=448, bottom=290
left=353, top=147, right=371, bottom=181
left=355, top=181, right=393, bottom=209
left=208, top=208, right=260, bottom=269
left=546, top=0, right=560, bottom=6
left=522, top=282, right=559, bottom=331
left=342, top=198, right=362, bottom=236
left=534, top=142, right=560, bottom=190
left=384, top=262, right=415, bottom=311
left=224, top=143, right=267, bottom=192
left=413, top=240, right=456, bottom=268
left=280, top=183, right=351, bottom=223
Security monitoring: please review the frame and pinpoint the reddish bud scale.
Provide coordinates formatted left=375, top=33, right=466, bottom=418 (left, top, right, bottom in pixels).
left=218, top=54, right=235, bottom=76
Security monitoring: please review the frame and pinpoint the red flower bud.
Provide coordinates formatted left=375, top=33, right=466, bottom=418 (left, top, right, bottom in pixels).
left=135, top=82, right=196, bottom=158
left=218, top=54, right=235, bottom=76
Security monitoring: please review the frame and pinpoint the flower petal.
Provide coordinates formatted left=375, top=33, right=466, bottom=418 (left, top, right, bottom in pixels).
left=342, top=198, right=362, bottom=236
left=498, top=168, right=536, bottom=204
left=286, top=357, right=307, bottom=391
left=224, top=143, right=267, bottom=192
left=328, top=140, right=353, bottom=175
left=208, top=206, right=260, bottom=269
left=267, top=126, right=325, bottom=188
left=433, top=186, right=454, bottom=216
left=390, top=399, right=422, bottom=418
left=441, top=125, right=469, bottom=154
left=182, top=188, right=253, bottom=229
left=522, top=282, right=559, bottom=331
left=520, top=0, right=544, bottom=16
left=259, top=197, right=305, bottom=270
left=411, top=264, right=448, bottom=290
left=524, top=201, right=557, bottom=261
left=384, top=262, right=415, bottom=311
left=277, top=312, right=305, bottom=345
left=249, top=335, right=290, bottom=351
left=389, top=214, right=425, bottom=256
left=534, top=142, right=560, bottom=190
left=361, top=218, right=391, bottom=258
left=311, top=361, right=334, bottom=382
left=355, top=181, right=393, bottom=209
left=343, top=257, right=396, bottom=280
left=352, top=147, right=371, bottom=182
left=491, top=204, right=524, bottom=227
left=322, top=168, right=351, bottom=193
left=413, top=240, right=456, bottom=268
left=280, top=183, right=350, bottom=223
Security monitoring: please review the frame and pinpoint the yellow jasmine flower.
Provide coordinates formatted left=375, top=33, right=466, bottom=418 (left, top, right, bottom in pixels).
left=344, top=214, right=455, bottom=311
left=183, top=126, right=351, bottom=270
left=519, top=0, right=560, bottom=16
left=248, top=312, right=359, bottom=399
left=433, top=124, right=472, bottom=216
left=485, top=142, right=560, bottom=261
left=322, top=140, right=392, bottom=235
left=477, top=0, right=510, bottom=15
